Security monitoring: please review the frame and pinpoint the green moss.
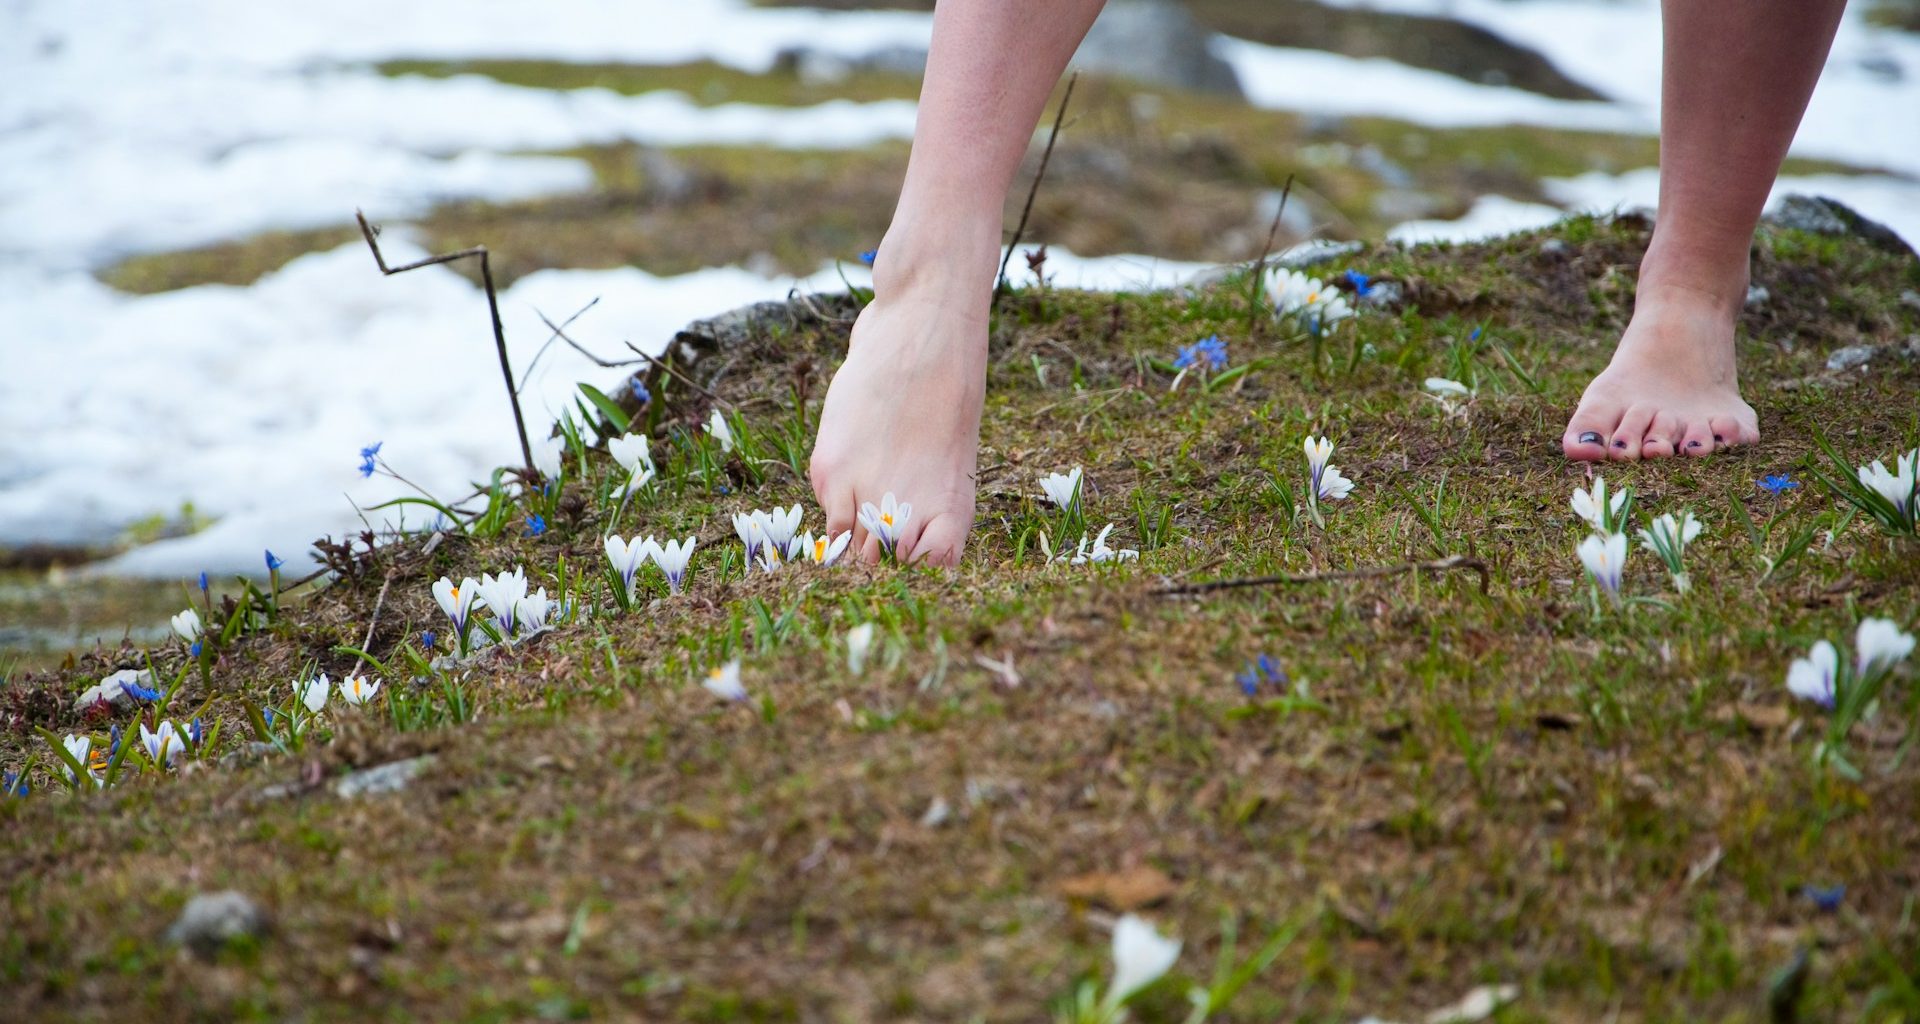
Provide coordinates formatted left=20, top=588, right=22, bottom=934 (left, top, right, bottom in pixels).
left=373, top=58, right=921, bottom=108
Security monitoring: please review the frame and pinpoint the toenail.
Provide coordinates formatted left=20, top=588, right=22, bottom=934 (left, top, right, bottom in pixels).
left=1578, top=431, right=1603, bottom=445
left=1688, top=440, right=1702, bottom=448
left=1713, top=434, right=1724, bottom=442
left=1613, top=440, right=1627, bottom=449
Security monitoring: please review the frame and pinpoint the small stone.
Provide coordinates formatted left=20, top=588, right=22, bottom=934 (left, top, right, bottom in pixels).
left=165, top=891, right=268, bottom=957
left=1360, top=280, right=1405, bottom=310
left=1538, top=238, right=1569, bottom=256
left=1900, top=290, right=1920, bottom=312
left=334, top=755, right=436, bottom=799
left=1767, top=194, right=1916, bottom=257
left=72, top=668, right=155, bottom=714
left=919, top=796, right=951, bottom=828
left=1827, top=345, right=1878, bottom=372
left=1277, top=239, right=1364, bottom=270
left=1745, top=285, right=1770, bottom=310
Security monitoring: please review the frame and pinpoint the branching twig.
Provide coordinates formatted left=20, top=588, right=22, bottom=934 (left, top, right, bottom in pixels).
left=1249, top=173, right=1296, bottom=290
left=517, top=297, right=601, bottom=394
left=361, top=571, right=393, bottom=652
left=355, top=210, right=534, bottom=473
left=1156, top=555, right=1490, bottom=597
left=994, top=71, right=1078, bottom=306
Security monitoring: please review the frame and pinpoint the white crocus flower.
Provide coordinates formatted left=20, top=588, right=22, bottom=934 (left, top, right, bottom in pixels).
left=703, top=659, right=747, bottom=702
left=475, top=567, right=529, bottom=636
left=1424, top=377, right=1473, bottom=397
left=170, top=608, right=201, bottom=643
left=1266, top=268, right=1319, bottom=315
left=516, top=588, right=554, bottom=633
left=755, top=542, right=785, bottom=574
left=846, top=623, right=876, bottom=675
left=1577, top=532, right=1627, bottom=601
left=706, top=410, right=736, bottom=453
left=857, top=492, right=912, bottom=559
left=604, top=535, right=650, bottom=599
left=734, top=511, right=771, bottom=564
left=1039, top=467, right=1083, bottom=511
left=1303, top=436, right=1334, bottom=484
left=1070, top=523, right=1139, bottom=565
left=763, top=504, right=804, bottom=554
left=295, top=674, right=330, bottom=713
left=63, top=734, right=103, bottom=786
left=1855, top=617, right=1916, bottom=679
left=432, top=576, right=479, bottom=635
left=1103, top=914, right=1182, bottom=1011
left=532, top=433, right=566, bottom=480
left=340, top=673, right=381, bottom=706
left=802, top=531, right=852, bottom=566
left=140, top=720, right=183, bottom=768
left=1309, top=288, right=1354, bottom=330
left=1857, top=452, right=1918, bottom=525
left=1316, top=465, right=1355, bottom=501
left=1571, top=477, right=1628, bottom=533
left=652, top=537, right=697, bottom=594
left=608, top=431, right=655, bottom=495
left=1636, top=510, right=1704, bottom=592
left=1787, top=639, right=1839, bottom=708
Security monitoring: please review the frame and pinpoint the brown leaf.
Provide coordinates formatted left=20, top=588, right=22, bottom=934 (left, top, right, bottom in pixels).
left=1712, top=702, right=1790, bottom=732
left=1058, top=866, right=1177, bottom=911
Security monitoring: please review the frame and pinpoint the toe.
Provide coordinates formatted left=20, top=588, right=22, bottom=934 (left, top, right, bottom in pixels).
left=1640, top=412, right=1683, bottom=460
left=1708, top=415, right=1749, bottom=449
left=1563, top=404, right=1623, bottom=462
left=1680, top=421, right=1717, bottom=457
left=909, top=513, right=969, bottom=568
left=1610, top=405, right=1657, bottom=462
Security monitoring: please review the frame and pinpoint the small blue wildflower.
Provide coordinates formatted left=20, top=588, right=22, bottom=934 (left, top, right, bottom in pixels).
left=265, top=549, right=284, bottom=572
left=190, top=641, right=203, bottom=659
left=630, top=379, right=651, bottom=405
left=1236, top=654, right=1288, bottom=696
left=525, top=514, right=548, bottom=538
left=358, top=441, right=383, bottom=479
left=263, top=707, right=278, bottom=724
left=2, top=772, right=27, bottom=799
left=188, top=718, right=206, bottom=746
left=124, top=681, right=161, bottom=703
left=1174, top=335, right=1228, bottom=372
left=1469, top=327, right=1482, bottom=341
left=857, top=249, right=877, bottom=266
left=421, top=630, right=437, bottom=651
left=1759, top=474, right=1799, bottom=494
left=197, top=571, right=209, bottom=593
left=1803, top=884, right=1845, bottom=912
left=108, top=724, right=122, bottom=757
left=1343, top=269, right=1371, bottom=296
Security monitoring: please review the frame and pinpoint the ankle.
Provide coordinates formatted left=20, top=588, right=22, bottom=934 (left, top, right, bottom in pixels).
left=1635, top=234, right=1750, bottom=318
left=871, top=212, right=1002, bottom=304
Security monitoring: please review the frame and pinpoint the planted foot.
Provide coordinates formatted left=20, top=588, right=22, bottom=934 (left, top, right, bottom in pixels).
left=1562, top=283, right=1760, bottom=462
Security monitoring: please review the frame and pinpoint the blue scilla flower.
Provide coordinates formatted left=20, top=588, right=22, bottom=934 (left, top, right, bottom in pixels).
left=1174, top=335, right=1228, bottom=372
left=1343, top=269, right=1371, bottom=296
left=124, top=681, right=161, bottom=702
left=421, top=630, right=437, bottom=650
left=190, top=641, right=203, bottom=658
left=197, top=571, right=209, bottom=593
left=857, top=249, right=877, bottom=266
left=525, top=514, right=548, bottom=538
left=630, top=379, right=650, bottom=405
left=1236, top=653, right=1288, bottom=696
left=1759, top=474, right=1799, bottom=494
left=265, top=550, right=284, bottom=572
left=1803, top=884, right=1845, bottom=912
left=2, top=771, right=27, bottom=798
left=358, top=441, right=383, bottom=479
left=108, top=723, right=122, bottom=757
left=188, top=718, right=206, bottom=746
left=1469, top=327, right=1482, bottom=341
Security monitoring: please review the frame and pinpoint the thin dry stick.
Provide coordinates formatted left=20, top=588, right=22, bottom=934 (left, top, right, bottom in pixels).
left=1156, top=555, right=1491, bottom=597
left=361, top=571, right=394, bottom=652
left=355, top=210, right=534, bottom=473
left=517, top=297, right=601, bottom=394
left=994, top=71, right=1078, bottom=305
left=529, top=309, right=732, bottom=410
left=1249, top=172, right=1297, bottom=290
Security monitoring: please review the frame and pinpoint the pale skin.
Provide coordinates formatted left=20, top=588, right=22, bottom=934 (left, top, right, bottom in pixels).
left=810, top=0, right=1851, bottom=564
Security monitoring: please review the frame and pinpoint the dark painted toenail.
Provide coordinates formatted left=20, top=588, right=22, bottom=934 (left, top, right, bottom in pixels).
left=1713, top=434, right=1725, bottom=442
left=1688, top=440, right=1702, bottom=448
left=1578, top=431, right=1603, bottom=445
left=1613, top=440, right=1627, bottom=449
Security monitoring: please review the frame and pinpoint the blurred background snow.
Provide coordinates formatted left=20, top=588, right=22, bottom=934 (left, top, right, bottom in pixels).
left=1, top=0, right=1916, bottom=593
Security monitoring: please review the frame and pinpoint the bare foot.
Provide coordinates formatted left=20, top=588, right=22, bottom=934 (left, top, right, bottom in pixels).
left=809, top=273, right=988, bottom=566
left=1562, top=282, right=1760, bottom=462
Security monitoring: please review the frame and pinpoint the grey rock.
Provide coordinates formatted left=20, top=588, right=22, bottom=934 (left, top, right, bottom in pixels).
left=72, top=668, right=155, bottom=713
left=1072, top=0, right=1243, bottom=97
left=1354, top=145, right=1414, bottom=189
left=1900, top=289, right=1920, bottom=313
left=1827, top=344, right=1878, bottom=372
left=1767, top=194, right=1916, bottom=258
left=334, top=755, right=437, bottom=799
left=166, top=891, right=268, bottom=956
left=1745, top=285, right=1770, bottom=310
left=1360, top=280, right=1406, bottom=310
left=919, top=796, right=952, bottom=828
left=1371, top=189, right=1443, bottom=223
left=1538, top=238, right=1569, bottom=257
left=1276, top=239, right=1365, bottom=270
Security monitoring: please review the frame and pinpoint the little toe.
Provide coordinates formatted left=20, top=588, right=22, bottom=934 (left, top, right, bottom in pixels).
left=1708, top=415, right=1748, bottom=449
left=1610, top=406, right=1657, bottom=462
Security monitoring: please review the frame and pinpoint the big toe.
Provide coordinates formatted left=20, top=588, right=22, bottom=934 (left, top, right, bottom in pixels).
left=1563, top=404, right=1622, bottom=462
